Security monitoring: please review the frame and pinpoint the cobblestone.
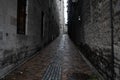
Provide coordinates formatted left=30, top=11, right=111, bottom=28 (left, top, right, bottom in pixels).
left=4, top=34, right=94, bottom=80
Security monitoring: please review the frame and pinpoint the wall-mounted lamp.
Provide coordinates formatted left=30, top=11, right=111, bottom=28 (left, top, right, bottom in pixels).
left=78, top=16, right=81, bottom=21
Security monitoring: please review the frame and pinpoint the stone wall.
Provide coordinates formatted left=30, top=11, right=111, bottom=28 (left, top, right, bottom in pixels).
left=68, top=0, right=120, bottom=79
left=113, top=0, right=120, bottom=79
left=0, top=0, right=60, bottom=78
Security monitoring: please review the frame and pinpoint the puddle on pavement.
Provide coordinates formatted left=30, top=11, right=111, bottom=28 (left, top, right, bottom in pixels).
left=68, top=72, right=98, bottom=80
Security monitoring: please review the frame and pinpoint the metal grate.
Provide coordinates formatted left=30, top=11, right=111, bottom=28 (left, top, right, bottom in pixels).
left=42, top=63, right=61, bottom=80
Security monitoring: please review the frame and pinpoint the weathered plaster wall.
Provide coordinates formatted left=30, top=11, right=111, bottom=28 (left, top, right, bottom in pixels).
left=0, top=0, right=60, bottom=78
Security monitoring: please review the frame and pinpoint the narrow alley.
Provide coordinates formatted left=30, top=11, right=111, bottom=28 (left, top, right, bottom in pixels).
left=3, top=35, right=95, bottom=80
left=1, top=0, right=120, bottom=80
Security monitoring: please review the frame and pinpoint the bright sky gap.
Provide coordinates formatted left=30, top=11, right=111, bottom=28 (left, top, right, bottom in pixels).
left=64, top=0, right=68, bottom=24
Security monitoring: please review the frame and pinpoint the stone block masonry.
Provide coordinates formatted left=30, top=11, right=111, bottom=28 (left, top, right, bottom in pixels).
left=68, top=0, right=120, bottom=80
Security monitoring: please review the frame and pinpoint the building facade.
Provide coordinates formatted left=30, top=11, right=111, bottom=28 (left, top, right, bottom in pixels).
left=0, top=0, right=62, bottom=78
left=68, top=0, right=120, bottom=80
left=57, top=0, right=65, bottom=34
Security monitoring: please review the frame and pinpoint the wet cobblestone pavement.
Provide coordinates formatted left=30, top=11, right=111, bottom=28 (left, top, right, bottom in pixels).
left=4, top=35, right=95, bottom=80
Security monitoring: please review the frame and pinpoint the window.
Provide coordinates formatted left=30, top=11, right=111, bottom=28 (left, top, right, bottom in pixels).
left=41, top=12, right=44, bottom=39
left=17, top=0, right=27, bottom=34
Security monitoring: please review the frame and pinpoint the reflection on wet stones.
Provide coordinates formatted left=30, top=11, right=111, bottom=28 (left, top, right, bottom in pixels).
left=3, top=35, right=96, bottom=80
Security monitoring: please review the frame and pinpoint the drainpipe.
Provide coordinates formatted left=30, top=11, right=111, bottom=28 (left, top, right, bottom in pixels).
left=110, top=0, right=115, bottom=80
